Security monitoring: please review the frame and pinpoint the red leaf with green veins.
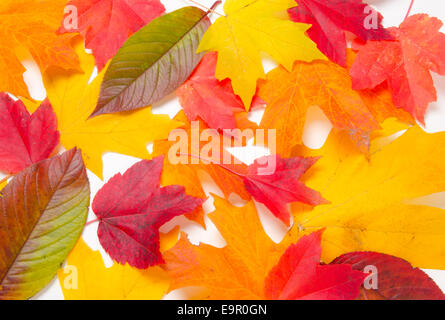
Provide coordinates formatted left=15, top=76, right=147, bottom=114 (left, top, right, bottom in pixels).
left=0, top=93, right=59, bottom=174
left=265, top=230, right=366, bottom=300
left=243, top=155, right=328, bottom=225
left=59, top=0, right=165, bottom=69
left=92, top=156, right=204, bottom=269
left=350, top=14, right=445, bottom=123
left=288, top=0, right=392, bottom=66
left=332, top=252, right=445, bottom=300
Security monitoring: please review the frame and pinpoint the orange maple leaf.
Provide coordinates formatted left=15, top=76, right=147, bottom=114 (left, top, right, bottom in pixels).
left=0, top=0, right=79, bottom=98
left=164, top=196, right=301, bottom=299
left=258, top=52, right=413, bottom=156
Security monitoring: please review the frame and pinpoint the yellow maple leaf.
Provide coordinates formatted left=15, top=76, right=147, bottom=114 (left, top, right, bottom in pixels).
left=198, top=0, right=325, bottom=109
left=42, top=39, right=181, bottom=179
left=0, top=0, right=79, bottom=98
left=58, top=238, right=169, bottom=300
left=292, top=125, right=445, bottom=270
left=164, top=196, right=299, bottom=299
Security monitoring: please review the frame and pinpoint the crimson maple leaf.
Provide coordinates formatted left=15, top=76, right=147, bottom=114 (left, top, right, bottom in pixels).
left=178, top=52, right=262, bottom=131
left=350, top=14, right=445, bottom=123
left=288, top=0, right=392, bottom=66
left=265, top=230, right=366, bottom=299
left=59, top=0, right=165, bottom=69
left=92, top=156, right=204, bottom=269
left=0, top=93, right=59, bottom=174
left=242, top=155, right=328, bottom=225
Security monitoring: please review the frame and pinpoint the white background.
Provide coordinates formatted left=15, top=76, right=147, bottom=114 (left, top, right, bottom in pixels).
left=5, top=0, right=444, bottom=299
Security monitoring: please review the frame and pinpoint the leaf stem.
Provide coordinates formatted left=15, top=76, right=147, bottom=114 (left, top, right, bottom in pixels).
left=187, top=0, right=224, bottom=17
left=178, top=153, right=246, bottom=178
left=404, top=0, right=415, bottom=20
left=85, top=218, right=100, bottom=227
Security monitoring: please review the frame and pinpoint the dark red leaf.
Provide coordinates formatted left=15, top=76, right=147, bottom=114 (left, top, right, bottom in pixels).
left=92, top=156, right=204, bottom=269
left=332, top=252, right=445, bottom=300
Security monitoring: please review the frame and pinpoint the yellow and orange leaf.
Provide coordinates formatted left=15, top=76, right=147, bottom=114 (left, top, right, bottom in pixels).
left=292, top=125, right=445, bottom=270
left=164, top=196, right=300, bottom=299
left=0, top=0, right=79, bottom=98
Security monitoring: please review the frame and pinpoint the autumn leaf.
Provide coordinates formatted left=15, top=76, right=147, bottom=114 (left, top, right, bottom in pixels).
left=0, top=149, right=89, bottom=300
left=265, top=230, right=365, bottom=300
left=288, top=0, right=392, bottom=66
left=164, top=196, right=299, bottom=299
left=198, top=0, right=325, bottom=109
left=0, top=0, right=79, bottom=98
left=92, top=157, right=204, bottom=269
left=91, top=6, right=211, bottom=117
left=178, top=52, right=263, bottom=131
left=0, top=93, right=59, bottom=174
left=242, top=155, right=328, bottom=225
left=332, top=252, right=445, bottom=300
left=350, top=14, right=445, bottom=123
left=258, top=58, right=381, bottom=156
left=59, top=0, right=165, bottom=70
left=42, top=38, right=180, bottom=179
left=291, top=125, right=445, bottom=270
left=58, top=238, right=170, bottom=300
left=165, top=196, right=363, bottom=300
left=153, top=111, right=255, bottom=201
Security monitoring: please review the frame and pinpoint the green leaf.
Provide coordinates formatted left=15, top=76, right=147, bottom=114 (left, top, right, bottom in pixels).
left=0, top=148, right=90, bottom=300
left=90, top=6, right=211, bottom=117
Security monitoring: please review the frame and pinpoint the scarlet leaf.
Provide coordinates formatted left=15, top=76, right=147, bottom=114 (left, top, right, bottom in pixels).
left=350, top=14, right=445, bottom=123
left=178, top=52, right=262, bottom=130
left=92, top=156, right=204, bottom=269
left=332, top=252, right=445, bottom=300
left=0, top=93, right=59, bottom=174
left=59, top=0, right=165, bottom=70
left=265, top=230, right=365, bottom=300
left=289, top=0, right=392, bottom=66
left=243, top=155, right=328, bottom=225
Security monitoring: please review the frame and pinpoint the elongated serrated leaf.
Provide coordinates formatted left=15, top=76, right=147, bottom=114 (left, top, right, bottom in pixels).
left=0, top=148, right=90, bottom=300
left=91, top=6, right=211, bottom=117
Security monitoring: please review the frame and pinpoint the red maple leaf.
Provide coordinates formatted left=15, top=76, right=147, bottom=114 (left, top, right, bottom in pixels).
left=332, top=252, right=445, bottom=300
left=177, top=52, right=263, bottom=131
left=0, top=93, right=59, bottom=174
left=59, top=0, right=165, bottom=69
left=350, top=14, right=445, bottom=123
left=265, top=230, right=366, bottom=300
left=242, top=155, right=328, bottom=225
left=92, top=156, right=204, bottom=269
left=288, top=0, right=392, bottom=67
